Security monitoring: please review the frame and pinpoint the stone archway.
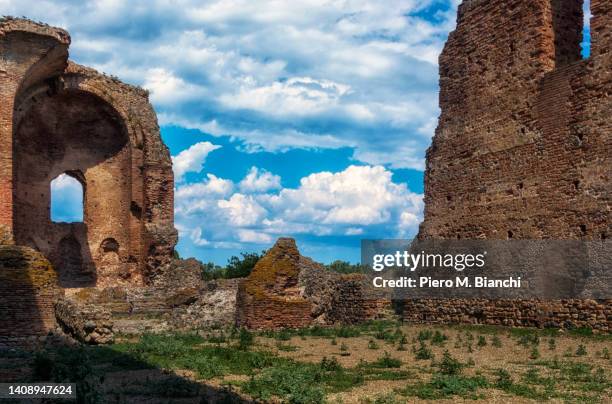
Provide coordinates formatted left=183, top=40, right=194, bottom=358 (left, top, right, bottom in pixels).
left=12, top=88, right=131, bottom=287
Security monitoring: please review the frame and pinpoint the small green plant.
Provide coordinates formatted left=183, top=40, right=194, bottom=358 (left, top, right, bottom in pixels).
left=418, top=329, right=433, bottom=342
left=477, top=335, right=487, bottom=347
left=492, top=335, right=502, bottom=348
left=320, top=356, right=342, bottom=371
left=495, top=368, right=513, bottom=389
left=575, top=344, right=587, bottom=356
left=415, top=341, right=434, bottom=360
left=340, top=342, right=350, bottom=356
left=238, top=328, right=253, bottom=351
left=397, top=335, right=408, bottom=351
left=431, top=330, right=448, bottom=346
left=368, top=339, right=380, bottom=350
left=530, top=346, right=540, bottom=360
left=437, top=350, right=463, bottom=375
left=548, top=338, right=556, bottom=351
left=372, top=352, right=402, bottom=369
left=602, top=347, right=610, bottom=359
left=563, top=347, right=573, bottom=357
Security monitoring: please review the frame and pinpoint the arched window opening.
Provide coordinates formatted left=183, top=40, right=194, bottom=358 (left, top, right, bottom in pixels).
left=50, top=173, right=84, bottom=223
left=581, top=0, right=591, bottom=59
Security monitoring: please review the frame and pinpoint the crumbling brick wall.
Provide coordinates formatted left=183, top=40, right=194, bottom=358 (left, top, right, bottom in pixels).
left=0, top=18, right=176, bottom=288
left=236, top=238, right=390, bottom=329
left=413, top=0, right=611, bottom=330
left=0, top=246, right=63, bottom=346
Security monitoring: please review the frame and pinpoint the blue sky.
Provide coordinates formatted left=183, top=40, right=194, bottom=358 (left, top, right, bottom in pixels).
left=7, top=0, right=590, bottom=265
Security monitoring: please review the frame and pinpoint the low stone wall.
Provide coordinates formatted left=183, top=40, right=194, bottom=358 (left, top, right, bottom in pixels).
left=0, top=246, right=63, bottom=347
left=171, top=279, right=241, bottom=330
left=55, top=298, right=114, bottom=344
left=400, top=299, right=611, bottom=331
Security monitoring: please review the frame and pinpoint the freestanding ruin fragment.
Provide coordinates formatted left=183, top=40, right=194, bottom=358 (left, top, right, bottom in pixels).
left=0, top=18, right=176, bottom=343
left=419, top=0, right=610, bottom=240
left=0, top=18, right=176, bottom=287
left=410, top=0, right=611, bottom=329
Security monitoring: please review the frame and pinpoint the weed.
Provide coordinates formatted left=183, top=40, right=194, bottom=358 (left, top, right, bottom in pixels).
left=415, top=341, right=434, bottom=360
left=492, top=335, right=502, bottom=348
left=548, top=338, right=556, bottom=351
left=331, top=338, right=337, bottom=346
left=575, top=344, right=587, bottom=356
left=437, top=350, right=463, bottom=376
left=368, top=340, right=380, bottom=350
left=417, top=329, right=433, bottom=342
left=602, top=347, right=610, bottom=359
left=529, top=347, right=540, bottom=360
left=431, top=331, right=448, bottom=346
left=320, top=356, right=343, bottom=372
left=400, top=374, right=488, bottom=400
left=477, top=335, right=487, bottom=347
left=238, top=328, right=254, bottom=351
left=371, top=352, right=402, bottom=369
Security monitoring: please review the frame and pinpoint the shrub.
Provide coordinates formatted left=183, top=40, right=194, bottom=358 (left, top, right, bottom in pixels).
left=431, top=331, right=448, bottom=346
left=575, top=344, right=587, bottom=356
left=372, top=352, right=402, bottom=369
left=320, top=356, right=342, bottom=372
left=529, top=347, right=540, bottom=360
left=418, top=330, right=433, bottom=342
left=238, top=328, right=254, bottom=351
left=492, top=335, right=502, bottom=348
left=477, top=335, right=487, bottom=347
left=368, top=340, right=380, bottom=350
left=495, top=368, right=513, bottom=389
left=415, top=341, right=434, bottom=360
left=438, top=351, right=463, bottom=376
left=602, top=347, right=610, bottom=359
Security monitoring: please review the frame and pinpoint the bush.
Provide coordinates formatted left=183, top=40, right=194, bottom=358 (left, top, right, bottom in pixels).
left=238, top=328, right=254, bottom=351
left=575, top=344, right=587, bottom=356
left=529, top=347, right=540, bottom=360
left=438, top=351, right=463, bottom=376
left=418, top=330, right=433, bottom=342
left=431, top=331, right=448, bottom=346
left=495, top=368, right=513, bottom=389
left=477, top=335, right=487, bottom=347
left=492, top=336, right=502, bottom=348
left=415, top=341, right=433, bottom=360
left=325, top=260, right=368, bottom=274
left=372, top=352, right=402, bottom=369
left=320, top=356, right=342, bottom=372
left=201, top=251, right=265, bottom=280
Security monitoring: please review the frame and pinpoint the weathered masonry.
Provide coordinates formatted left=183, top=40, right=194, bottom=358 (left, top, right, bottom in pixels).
left=419, top=0, right=610, bottom=240
left=0, top=18, right=176, bottom=290
left=413, top=0, right=610, bottom=329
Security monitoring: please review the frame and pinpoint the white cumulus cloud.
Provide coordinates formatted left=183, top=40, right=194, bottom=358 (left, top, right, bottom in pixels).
left=172, top=142, right=221, bottom=182
left=239, top=167, right=281, bottom=193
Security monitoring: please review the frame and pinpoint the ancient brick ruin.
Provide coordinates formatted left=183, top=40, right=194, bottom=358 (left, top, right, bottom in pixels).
left=420, top=0, right=609, bottom=240
left=413, top=0, right=611, bottom=330
left=0, top=18, right=176, bottom=286
left=0, top=18, right=176, bottom=343
left=236, top=238, right=389, bottom=330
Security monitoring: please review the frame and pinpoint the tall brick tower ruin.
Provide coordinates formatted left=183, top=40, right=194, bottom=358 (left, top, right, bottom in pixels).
left=419, top=0, right=610, bottom=241
left=405, top=0, right=611, bottom=329
left=0, top=19, right=176, bottom=288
